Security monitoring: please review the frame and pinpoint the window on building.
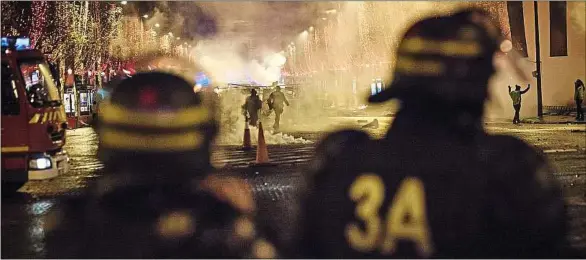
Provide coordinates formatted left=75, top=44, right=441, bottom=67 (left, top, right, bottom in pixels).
left=549, top=1, right=567, bottom=57
left=507, top=2, right=528, bottom=57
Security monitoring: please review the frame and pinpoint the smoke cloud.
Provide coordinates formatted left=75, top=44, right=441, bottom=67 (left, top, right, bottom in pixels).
left=117, top=2, right=569, bottom=143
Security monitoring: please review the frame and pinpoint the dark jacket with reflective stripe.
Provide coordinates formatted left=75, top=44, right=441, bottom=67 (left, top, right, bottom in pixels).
left=44, top=174, right=277, bottom=258
left=300, top=108, right=572, bottom=258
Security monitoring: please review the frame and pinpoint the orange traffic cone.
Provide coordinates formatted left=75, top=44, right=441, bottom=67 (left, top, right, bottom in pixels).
left=250, top=122, right=276, bottom=167
left=242, top=123, right=252, bottom=150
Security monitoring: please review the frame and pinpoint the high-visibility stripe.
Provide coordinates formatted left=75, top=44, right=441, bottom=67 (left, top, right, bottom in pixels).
left=41, top=112, right=49, bottom=123
left=57, top=109, right=66, bottom=123
left=100, top=102, right=210, bottom=128
left=399, top=37, right=483, bottom=57
left=28, top=113, right=41, bottom=124
left=52, top=111, right=58, bottom=121
left=100, top=128, right=203, bottom=151
left=395, top=56, right=445, bottom=76
left=1, top=146, right=29, bottom=153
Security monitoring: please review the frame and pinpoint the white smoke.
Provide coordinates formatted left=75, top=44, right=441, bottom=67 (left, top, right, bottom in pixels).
left=191, top=39, right=286, bottom=86
left=216, top=123, right=312, bottom=145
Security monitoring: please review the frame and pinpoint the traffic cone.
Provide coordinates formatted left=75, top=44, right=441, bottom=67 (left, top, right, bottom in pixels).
left=242, top=123, right=252, bottom=150
left=250, top=122, right=276, bottom=167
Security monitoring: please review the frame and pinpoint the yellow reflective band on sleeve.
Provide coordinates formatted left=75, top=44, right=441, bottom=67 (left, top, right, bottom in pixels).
left=100, top=103, right=210, bottom=128
left=28, top=113, right=41, bottom=124
left=100, top=128, right=203, bottom=151
left=1, top=146, right=29, bottom=153
left=399, top=37, right=482, bottom=57
left=395, top=57, right=445, bottom=76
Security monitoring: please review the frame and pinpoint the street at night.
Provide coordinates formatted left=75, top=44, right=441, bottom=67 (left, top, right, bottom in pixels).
left=2, top=119, right=586, bottom=258
left=2, top=0, right=586, bottom=258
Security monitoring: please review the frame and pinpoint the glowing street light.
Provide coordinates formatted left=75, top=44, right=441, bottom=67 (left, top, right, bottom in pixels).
left=308, top=26, right=314, bottom=32
left=500, top=39, right=513, bottom=53
left=142, top=14, right=149, bottom=19
left=121, top=1, right=127, bottom=5
left=155, top=23, right=160, bottom=28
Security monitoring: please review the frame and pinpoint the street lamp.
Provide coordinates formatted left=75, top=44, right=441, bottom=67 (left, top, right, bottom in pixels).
left=142, top=14, right=149, bottom=19
left=121, top=1, right=127, bottom=5
left=500, top=39, right=513, bottom=53
left=533, top=1, right=543, bottom=119
left=155, top=23, right=160, bottom=28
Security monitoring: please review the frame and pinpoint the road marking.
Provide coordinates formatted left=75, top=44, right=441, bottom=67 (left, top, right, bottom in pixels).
left=543, top=149, right=582, bottom=153
left=566, top=196, right=586, bottom=206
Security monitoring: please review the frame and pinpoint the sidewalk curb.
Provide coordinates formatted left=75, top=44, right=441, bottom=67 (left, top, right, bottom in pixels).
left=543, top=148, right=586, bottom=154
left=524, top=121, right=586, bottom=125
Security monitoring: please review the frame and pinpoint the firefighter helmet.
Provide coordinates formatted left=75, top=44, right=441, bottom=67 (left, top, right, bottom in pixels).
left=369, top=9, right=503, bottom=105
left=97, top=71, right=218, bottom=180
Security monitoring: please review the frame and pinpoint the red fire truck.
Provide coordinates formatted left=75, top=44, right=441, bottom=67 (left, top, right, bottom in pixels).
left=1, top=37, right=70, bottom=192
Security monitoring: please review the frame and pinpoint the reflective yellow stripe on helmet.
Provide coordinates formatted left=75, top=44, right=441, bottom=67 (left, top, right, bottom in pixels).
left=100, top=102, right=210, bottom=128
left=100, top=128, right=203, bottom=151
left=399, top=37, right=482, bottom=57
left=395, top=57, right=445, bottom=76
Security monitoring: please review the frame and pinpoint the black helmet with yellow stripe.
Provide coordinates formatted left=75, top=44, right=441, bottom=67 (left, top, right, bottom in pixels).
left=97, top=71, right=218, bottom=180
left=369, top=9, right=504, bottom=106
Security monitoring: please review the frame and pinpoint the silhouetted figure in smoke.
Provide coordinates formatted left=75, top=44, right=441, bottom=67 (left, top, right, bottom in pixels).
left=267, top=83, right=289, bottom=131
left=299, top=9, right=576, bottom=258
left=243, top=88, right=262, bottom=126
left=508, top=84, right=530, bottom=124
left=575, top=79, right=585, bottom=121
left=45, top=72, right=278, bottom=258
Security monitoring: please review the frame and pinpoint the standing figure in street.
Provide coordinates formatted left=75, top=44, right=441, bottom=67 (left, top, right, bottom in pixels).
left=267, top=83, right=290, bottom=131
left=574, top=79, right=585, bottom=121
left=45, top=72, right=278, bottom=258
left=242, top=89, right=263, bottom=127
left=508, top=84, right=530, bottom=124
left=299, top=9, right=575, bottom=258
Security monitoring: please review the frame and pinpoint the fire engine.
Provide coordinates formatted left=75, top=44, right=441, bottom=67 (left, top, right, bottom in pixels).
left=1, top=37, right=70, bottom=192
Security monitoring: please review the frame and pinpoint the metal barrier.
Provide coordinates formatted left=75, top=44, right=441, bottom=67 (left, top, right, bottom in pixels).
left=543, top=105, right=584, bottom=115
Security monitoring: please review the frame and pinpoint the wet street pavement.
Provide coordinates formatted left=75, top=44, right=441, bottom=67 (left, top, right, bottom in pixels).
left=2, top=122, right=585, bottom=258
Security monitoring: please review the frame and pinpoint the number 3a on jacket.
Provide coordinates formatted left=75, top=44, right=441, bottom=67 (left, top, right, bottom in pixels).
left=345, top=174, right=433, bottom=257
